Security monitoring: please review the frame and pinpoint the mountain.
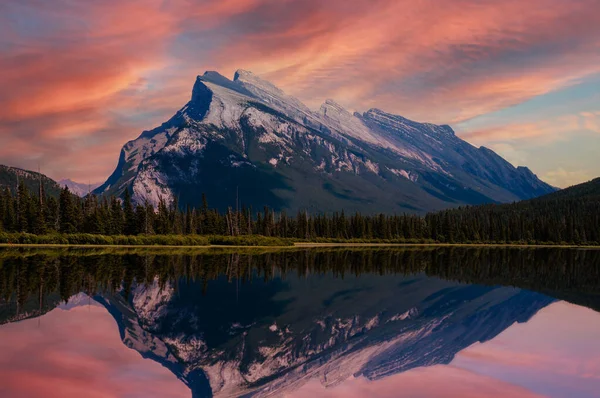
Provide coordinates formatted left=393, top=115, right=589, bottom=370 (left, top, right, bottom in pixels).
left=97, top=272, right=553, bottom=397
left=58, top=179, right=101, bottom=197
left=95, top=70, right=555, bottom=213
left=0, top=164, right=63, bottom=198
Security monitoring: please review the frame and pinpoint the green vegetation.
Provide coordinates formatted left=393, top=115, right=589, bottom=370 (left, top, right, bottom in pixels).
left=0, top=233, right=295, bottom=247
left=0, top=177, right=598, bottom=246
left=1, top=247, right=599, bottom=325
left=429, top=177, right=600, bottom=245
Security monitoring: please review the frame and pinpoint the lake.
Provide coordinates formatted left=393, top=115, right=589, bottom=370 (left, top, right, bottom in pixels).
left=0, top=247, right=599, bottom=398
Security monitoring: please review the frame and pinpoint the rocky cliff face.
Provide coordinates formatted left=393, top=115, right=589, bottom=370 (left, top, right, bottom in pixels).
left=95, top=70, right=555, bottom=213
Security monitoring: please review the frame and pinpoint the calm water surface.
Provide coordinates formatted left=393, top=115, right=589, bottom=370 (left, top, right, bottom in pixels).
left=0, top=247, right=599, bottom=398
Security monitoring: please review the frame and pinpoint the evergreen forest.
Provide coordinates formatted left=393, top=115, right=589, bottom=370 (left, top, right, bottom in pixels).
left=0, top=177, right=598, bottom=245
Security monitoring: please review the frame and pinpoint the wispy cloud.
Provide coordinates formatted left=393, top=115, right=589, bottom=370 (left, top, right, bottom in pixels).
left=1, top=0, right=599, bottom=182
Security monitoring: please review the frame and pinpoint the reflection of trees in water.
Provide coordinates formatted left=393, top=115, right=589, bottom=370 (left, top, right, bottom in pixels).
left=1, top=247, right=599, bottom=323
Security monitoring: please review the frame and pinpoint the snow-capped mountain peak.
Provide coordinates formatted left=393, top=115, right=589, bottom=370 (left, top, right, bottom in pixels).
left=319, top=99, right=352, bottom=118
left=233, top=69, right=285, bottom=97
left=95, top=69, right=555, bottom=212
left=233, top=69, right=313, bottom=118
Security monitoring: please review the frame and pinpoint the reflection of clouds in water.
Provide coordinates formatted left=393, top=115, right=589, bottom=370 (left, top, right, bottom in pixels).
left=285, top=365, right=543, bottom=398
left=0, top=303, right=189, bottom=398
left=289, top=301, right=600, bottom=398
left=453, top=301, right=600, bottom=398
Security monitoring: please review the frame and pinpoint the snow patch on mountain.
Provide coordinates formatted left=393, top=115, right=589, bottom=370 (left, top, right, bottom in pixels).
left=388, top=168, right=419, bottom=182
left=161, top=129, right=207, bottom=156
left=319, top=99, right=394, bottom=149
left=235, top=69, right=312, bottom=116
left=125, top=129, right=174, bottom=171
left=132, top=278, right=174, bottom=327
left=58, top=293, right=102, bottom=310
left=364, top=159, right=380, bottom=175
left=132, top=165, right=173, bottom=209
left=388, top=308, right=419, bottom=322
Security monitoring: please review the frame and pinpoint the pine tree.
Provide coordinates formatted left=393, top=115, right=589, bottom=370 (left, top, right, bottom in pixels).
left=59, top=187, right=76, bottom=233
left=123, top=188, right=137, bottom=235
left=108, top=196, right=124, bottom=235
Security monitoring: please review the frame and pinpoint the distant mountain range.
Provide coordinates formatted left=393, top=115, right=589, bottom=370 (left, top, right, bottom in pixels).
left=0, top=165, right=101, bottom=199
left=93, top=70, right=555, bottom=213
left=58, top=179, right=101, bottom=197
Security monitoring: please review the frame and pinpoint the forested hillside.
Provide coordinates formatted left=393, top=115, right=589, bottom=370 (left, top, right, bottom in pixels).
left=0, top=177, right=598, bottom=245
left=427, top=178, right=600, bottom=244
left=532, top=177, right=600, bottom=201
left=0, top=165, right=63, bottom=198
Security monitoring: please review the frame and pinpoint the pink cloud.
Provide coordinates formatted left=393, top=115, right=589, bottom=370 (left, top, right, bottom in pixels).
left=1, top=0, right=599, bottom=181
left=207, top=0, right=600, bottom=121
left=459, top=115, right=582, bottom=145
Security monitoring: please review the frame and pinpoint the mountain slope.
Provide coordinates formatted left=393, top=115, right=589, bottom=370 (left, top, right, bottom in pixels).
left=0, top=165, right=63, bottom=198
left=58, top=179, right=101, bottom=197
left=95, top=70, right=555, bottom=213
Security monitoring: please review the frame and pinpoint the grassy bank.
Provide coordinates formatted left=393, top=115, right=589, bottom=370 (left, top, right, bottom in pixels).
left=0, top=232, right=294, bottom=247
left=0, top=232, right=598, bottom=248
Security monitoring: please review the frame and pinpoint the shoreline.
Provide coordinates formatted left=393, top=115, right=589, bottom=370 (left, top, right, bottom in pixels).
left=0, top=242, right=599, bottom=249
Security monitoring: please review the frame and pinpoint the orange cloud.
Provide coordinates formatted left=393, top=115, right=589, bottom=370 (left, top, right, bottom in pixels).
left=0, top=0, right=263, bottom=181
left=542, top=167, right=595, bottom=188
left=0, top=1, right=180, bottom=121
left=1, top=0, right=599, bottom=182
left=206, top=0, right=600, bottom=122
left=459, top=115, right=581, bottom=144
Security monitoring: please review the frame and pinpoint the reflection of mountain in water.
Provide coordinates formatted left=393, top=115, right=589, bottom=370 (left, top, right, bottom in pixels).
left=99, top=272, right=553, bottom=397
left=2, top=247, right=597, bottom=397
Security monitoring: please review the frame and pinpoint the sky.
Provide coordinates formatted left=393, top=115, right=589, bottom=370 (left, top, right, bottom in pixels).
left=0, top=300, right=189, bottom=398
left=1, top=0, right=599, bottom=187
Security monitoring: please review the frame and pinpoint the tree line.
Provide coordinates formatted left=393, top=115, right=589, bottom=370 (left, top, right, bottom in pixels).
left=0, top=181, right=598, bottom=244
left=2, top=247, right=599, bottom=323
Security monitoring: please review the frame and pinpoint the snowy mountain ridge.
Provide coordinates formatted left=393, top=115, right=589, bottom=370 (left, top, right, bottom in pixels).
left=94, top=70, right=555, bottom=213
